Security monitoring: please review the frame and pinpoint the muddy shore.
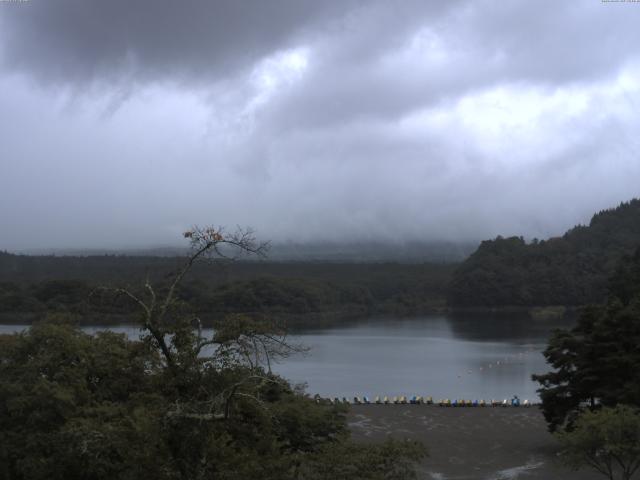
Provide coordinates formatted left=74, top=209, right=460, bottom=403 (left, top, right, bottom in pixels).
left=348, top=405, right=601, bottom=480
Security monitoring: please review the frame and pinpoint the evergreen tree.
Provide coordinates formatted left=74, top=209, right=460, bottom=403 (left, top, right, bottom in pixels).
left=533, top=247, right=640, bottom=432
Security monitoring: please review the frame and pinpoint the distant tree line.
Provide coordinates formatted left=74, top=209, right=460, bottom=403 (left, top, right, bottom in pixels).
left=0, top=260, right=454, bottom=323
left=449, top=199, right=640, bottom=307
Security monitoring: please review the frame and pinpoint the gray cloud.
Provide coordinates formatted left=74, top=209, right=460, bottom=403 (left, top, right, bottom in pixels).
left=1, top=0, right=639, bottom=251
left=262, top=0, right=640, bottom=132
left=0, top=0, right=353, bottom=88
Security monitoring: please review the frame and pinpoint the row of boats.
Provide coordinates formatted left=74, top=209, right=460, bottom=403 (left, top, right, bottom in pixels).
left=320, top=396, right=532, bottom=407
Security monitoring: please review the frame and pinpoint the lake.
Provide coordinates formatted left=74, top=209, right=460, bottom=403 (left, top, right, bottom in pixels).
left=0, top=314, right=569, bottom=401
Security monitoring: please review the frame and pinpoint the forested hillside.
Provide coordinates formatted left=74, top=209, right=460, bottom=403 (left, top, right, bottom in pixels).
left=448, top=199, right=640, bottom=307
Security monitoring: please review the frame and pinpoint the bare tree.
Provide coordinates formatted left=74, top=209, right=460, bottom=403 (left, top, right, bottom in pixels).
left=94, top=225, right=306, bottom=421
left=96, top=226, right=263, bottom=365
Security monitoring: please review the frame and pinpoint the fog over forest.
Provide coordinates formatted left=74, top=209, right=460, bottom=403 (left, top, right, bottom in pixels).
left=1, top=0, right=640, bottom=251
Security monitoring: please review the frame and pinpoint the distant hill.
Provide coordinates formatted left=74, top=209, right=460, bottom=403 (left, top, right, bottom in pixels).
left=448, top=199, right=640, bottom=307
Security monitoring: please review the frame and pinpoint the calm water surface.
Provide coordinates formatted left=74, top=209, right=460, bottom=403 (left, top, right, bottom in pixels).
left=0, top=315, right=570, bottom=401
left=276, top=315, right=569, bottom=401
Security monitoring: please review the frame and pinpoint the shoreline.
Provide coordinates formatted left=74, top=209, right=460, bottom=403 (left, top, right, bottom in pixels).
left=0, top=304, right=580, bottom=327
left=348, top=405, right=600, bottom=480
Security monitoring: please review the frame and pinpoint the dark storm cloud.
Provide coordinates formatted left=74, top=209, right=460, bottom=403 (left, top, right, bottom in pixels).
left=0, top=0, right=639, bottom=250
left=0, top=0, right=353, bottom=87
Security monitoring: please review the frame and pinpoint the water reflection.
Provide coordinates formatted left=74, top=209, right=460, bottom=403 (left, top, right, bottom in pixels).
left=274, top=315, right=572, bottom=400
left=446, top=311, right=576, bottom=342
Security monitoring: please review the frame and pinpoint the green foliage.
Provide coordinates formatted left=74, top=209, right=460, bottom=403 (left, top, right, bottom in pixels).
left=0, top=321, right=160, bottom=480
left=206, top=277, right=352, bottom=313
left=609, top=249, right=640, bottom=306
left=557, top=405, right=640, bottom=480
left=0, top=262, right=454, bottom=321
left=0, top=227, right=426, bottom=479
left=32, top=280, right=91, bottom=305
left=533, top=248, right=640, bottom=432
left=449, top=199, right=640, bottom=307
left=0, top=318, right=424, bottom=479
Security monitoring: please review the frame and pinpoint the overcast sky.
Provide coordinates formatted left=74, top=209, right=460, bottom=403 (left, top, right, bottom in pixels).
left=1, top=0, right=639, bottom=251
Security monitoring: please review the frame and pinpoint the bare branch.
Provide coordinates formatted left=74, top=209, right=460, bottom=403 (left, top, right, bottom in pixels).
left=144, top=277, right=157, bottom=312
left=92, top=286, right=151, bottom=318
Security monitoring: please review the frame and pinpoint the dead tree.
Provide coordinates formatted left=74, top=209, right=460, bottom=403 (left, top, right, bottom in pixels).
left=95, top=225, right=305, bottom=420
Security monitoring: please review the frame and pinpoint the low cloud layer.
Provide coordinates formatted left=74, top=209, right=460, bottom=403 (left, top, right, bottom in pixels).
left=1, top=0, right=639, bottom=251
